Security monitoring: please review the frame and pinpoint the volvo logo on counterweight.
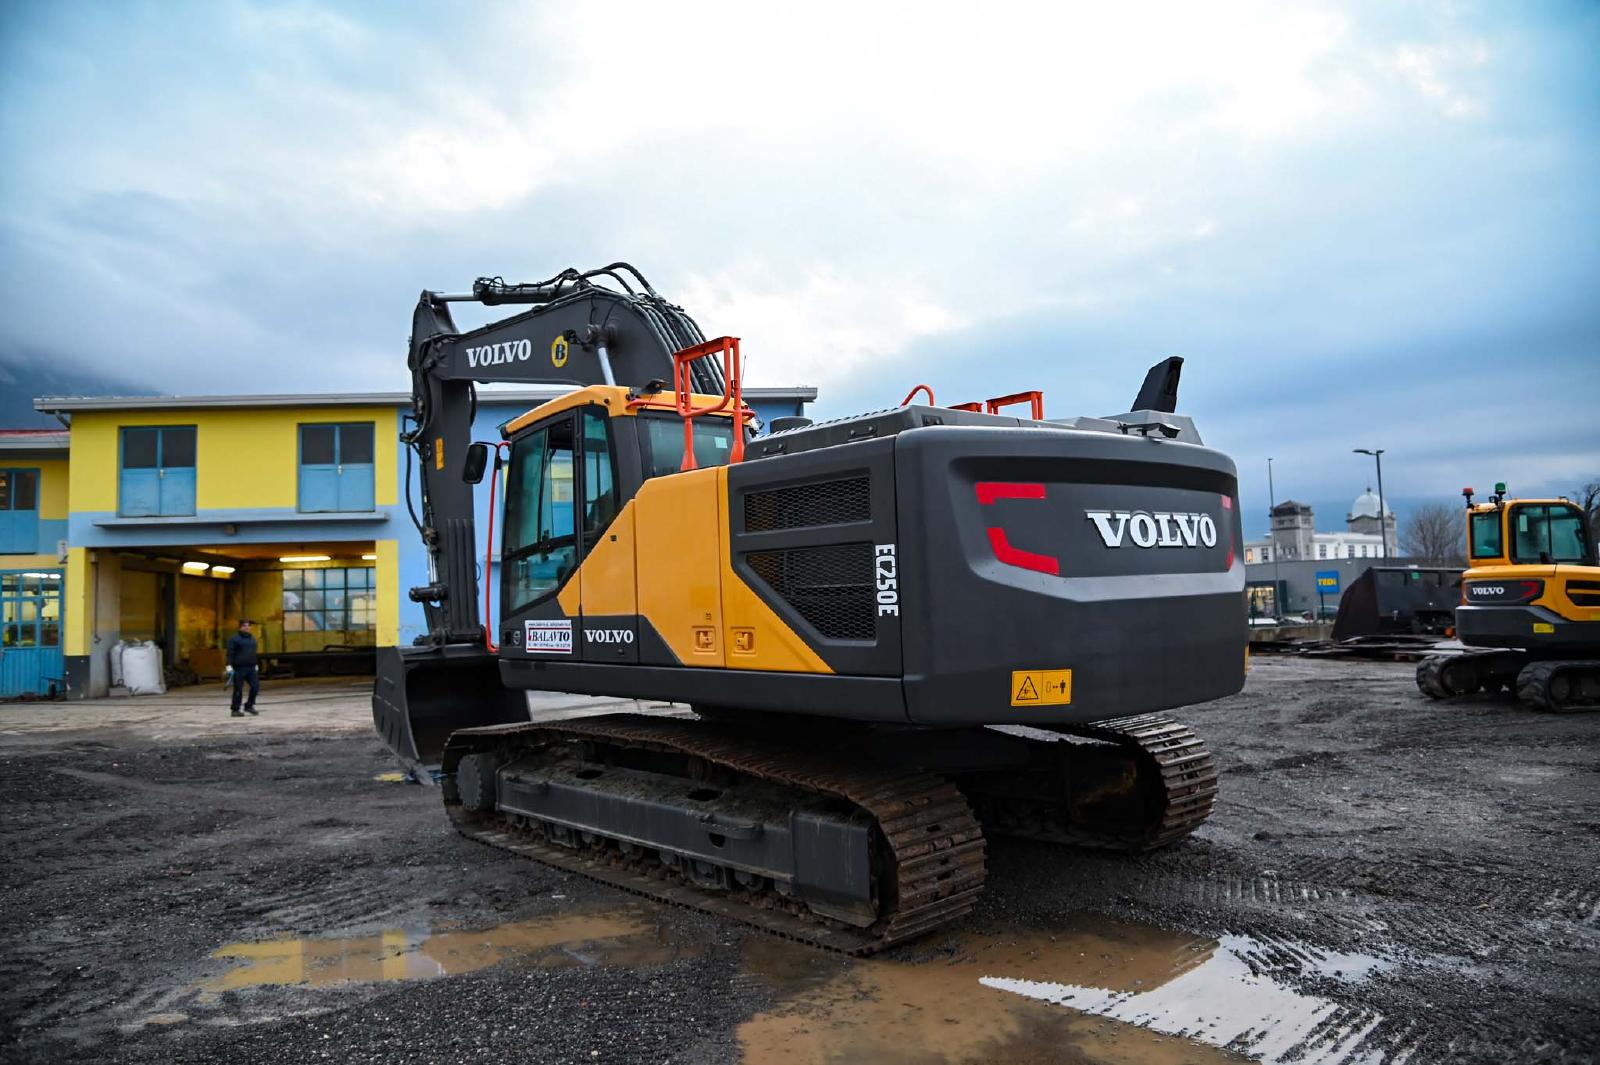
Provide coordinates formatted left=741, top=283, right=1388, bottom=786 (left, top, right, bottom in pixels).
left=1085, top=510, right=1218, bottom=549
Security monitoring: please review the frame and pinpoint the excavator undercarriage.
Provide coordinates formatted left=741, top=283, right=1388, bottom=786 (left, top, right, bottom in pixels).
left=441, top=712, right=1216, bottom=954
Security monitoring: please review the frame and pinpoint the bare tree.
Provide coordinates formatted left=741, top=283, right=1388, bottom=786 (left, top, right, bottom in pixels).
left=1572, top=478, right=1600, bottom=544
left=1400, top=502, right=1466, bottom=564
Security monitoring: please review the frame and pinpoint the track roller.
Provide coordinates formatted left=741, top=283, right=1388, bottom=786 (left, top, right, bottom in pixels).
left=1516, top=660, right=1600, bottom=713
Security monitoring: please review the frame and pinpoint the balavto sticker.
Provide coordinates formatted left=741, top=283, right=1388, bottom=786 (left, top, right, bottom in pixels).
left=525, top=619, right=573, bottom=654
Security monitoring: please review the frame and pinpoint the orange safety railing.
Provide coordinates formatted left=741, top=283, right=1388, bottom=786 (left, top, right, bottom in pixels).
left=671, top=336, right=746, bottom=471
left=899, top=386, right=1046, bottom=418
left=985, top=390, right=1045, bottom=420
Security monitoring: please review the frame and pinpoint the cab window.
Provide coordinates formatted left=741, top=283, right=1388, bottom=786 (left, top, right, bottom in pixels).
left=1509, top=503, right=1590, bottom=565
left=581, top=410, right=618, bottom=540
left=1469, top=512, right=1502, bottom=559
left=638, top=413, right=735, bottom=480
left=502, top=419, right=576, bottom=613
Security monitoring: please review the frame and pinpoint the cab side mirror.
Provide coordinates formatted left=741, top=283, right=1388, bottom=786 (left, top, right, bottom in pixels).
left=462, top=442, right=489, bottom=484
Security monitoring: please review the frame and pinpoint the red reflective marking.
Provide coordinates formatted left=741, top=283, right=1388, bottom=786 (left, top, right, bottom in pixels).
left=1222, top=494, right=1236, bottom=569
left=975, top=481, right=1046, bottom=505
left=986, top=528, right=1060, bottom=575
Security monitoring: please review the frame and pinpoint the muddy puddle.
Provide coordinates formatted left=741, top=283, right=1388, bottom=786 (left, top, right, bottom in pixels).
left=196, top=906, right=1389, bottom=1063
left=738, top=914, right=1392, bottom=1065
left=198, top=909, right=691, bottom=996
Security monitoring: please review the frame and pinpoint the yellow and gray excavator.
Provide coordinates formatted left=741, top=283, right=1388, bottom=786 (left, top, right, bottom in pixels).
left=1416, top=483, right=1600, bottom=711
left=373, top=263, right=1248, bottom=952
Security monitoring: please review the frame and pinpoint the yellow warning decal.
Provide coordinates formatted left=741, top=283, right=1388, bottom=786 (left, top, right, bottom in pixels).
left=1011, top=669, right=1072, bottom=707
left=1533, top=622, right=1555, bottom=634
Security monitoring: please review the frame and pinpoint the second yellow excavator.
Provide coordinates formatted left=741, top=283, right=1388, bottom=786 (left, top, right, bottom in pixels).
left=1417, top=483, right=1600, bottom=711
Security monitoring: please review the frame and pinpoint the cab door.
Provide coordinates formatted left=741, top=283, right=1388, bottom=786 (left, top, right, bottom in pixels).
left=576, top=409, right=638, bottom=664
left=499, top=414, right=579, bottom=657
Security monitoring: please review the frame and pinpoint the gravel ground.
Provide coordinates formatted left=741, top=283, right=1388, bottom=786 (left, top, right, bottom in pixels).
left=2, top=657, right=1596, bottom=1064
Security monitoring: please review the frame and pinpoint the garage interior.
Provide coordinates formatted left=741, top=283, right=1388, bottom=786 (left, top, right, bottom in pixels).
left=109, top=540, right=378, bottom=683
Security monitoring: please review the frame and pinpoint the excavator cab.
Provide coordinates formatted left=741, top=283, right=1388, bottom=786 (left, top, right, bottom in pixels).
left=1456, top=488, right=1598, bottom=648
left=376, top=375, right=753, bottom=770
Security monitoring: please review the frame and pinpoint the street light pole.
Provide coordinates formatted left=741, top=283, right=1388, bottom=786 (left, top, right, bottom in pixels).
left=1268, top=457, right=1283, bottom=619
left=1354, top=448, right=1388, bottom=559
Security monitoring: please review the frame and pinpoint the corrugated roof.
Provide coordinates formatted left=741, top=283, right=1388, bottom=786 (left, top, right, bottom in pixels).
left=0, top=429, right=70, bottom=451
left=31, top=386, right=819, bottom=414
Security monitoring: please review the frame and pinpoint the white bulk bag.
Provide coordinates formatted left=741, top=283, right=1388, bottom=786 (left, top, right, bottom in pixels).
left=121, top=641, right=166, bottom=696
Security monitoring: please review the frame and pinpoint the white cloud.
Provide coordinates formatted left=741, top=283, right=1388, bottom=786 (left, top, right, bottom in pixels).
left=675, top=265, right=971, bottom=388
left=8, top=0, right=1587, bottom=471
left=1384, top=41, right=1490, bottom=118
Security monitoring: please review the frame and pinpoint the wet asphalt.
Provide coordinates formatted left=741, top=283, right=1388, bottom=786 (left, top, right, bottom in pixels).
left=1, top=656, right=1596, bottom=1064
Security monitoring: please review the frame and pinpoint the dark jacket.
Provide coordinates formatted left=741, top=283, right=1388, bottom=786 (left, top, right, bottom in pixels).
left=226, top=632, right=259, bottom=669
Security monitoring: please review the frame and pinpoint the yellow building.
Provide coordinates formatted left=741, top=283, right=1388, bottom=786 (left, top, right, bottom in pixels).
left=33, top=395, right=403, bottom=699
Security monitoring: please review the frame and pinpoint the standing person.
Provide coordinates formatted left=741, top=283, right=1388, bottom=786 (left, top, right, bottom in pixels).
left=226, top=619, right=261, bottom=717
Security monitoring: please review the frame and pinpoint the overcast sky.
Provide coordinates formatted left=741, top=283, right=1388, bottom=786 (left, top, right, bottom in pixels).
left=2, top=1, right=1596, bottom=529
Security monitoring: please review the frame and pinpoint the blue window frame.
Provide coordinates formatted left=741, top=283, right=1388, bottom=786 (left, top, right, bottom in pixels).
left=119, top=428, right=196, bottom=517
left=1, top=570, right=64, bottom=697
left=0, top=469, right=41, bottom=553
left=298, top=423, right=375, bottom=513
left=282, top=566, right=376, bottom=644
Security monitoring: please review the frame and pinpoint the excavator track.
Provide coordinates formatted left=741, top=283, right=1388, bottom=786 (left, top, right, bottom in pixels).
left=1516, top=660, right=1600, bottom=713
left=1416, top=651, right=1523, bottom=700
left=963, top=714, right=1219, bottom=851
left=441, top=714, right=986, bottom=955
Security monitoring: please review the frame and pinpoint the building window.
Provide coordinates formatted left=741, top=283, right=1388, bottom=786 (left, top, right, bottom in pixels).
left=1245, top=548, right=1255, bottom=563
left=299, top=423, right=376, bottom=513
left=1260, top=548, right=1270, bottom=562
left=0, top=469, right=41, bottom=553
left=1, top=571, right=61, bottom=650
left=120, top=427, right=196, bottom=517
left=1317, top=544, right=1327, bottom=559
left=282, top=567, right=376, bottom=647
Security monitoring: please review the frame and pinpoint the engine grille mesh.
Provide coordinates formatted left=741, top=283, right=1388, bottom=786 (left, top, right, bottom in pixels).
left=743, top=476, right=870, bottom=532
left=745, top=544, right=876, bottom=641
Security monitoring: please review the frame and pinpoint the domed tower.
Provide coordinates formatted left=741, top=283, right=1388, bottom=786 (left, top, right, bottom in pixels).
left=1346, top=487, right=1396, bottom=546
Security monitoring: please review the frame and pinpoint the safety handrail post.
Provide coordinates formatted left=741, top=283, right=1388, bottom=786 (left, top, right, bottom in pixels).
left=671, top=336, right=746, bottom=471
left=985, top=390, right=1045, bottom=420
